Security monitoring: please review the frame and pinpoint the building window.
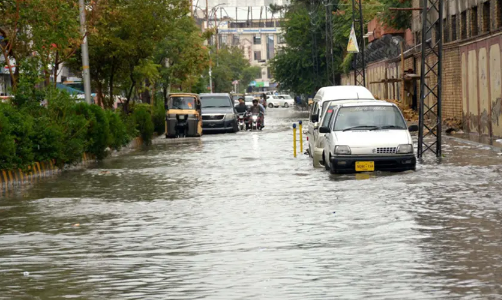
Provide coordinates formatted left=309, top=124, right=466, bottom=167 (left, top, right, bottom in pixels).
left=267, top=67, right=272, bottom=79
left=266, top=35, right=275, bottom=60
left=253, top=35, right=261, bottom=45
left=471, top=7, right=478, bottom=37
left=232, top=35, right=239, bottom=46
left=443, top=19, right=449, bottom=43
left=452, top=15, right=457, bottom=41
left=498, top=0, right=502, bottom=28
left=483, top=1, right=490, bottom=33
left=461, top=11, right=467, bottom=39
left=254, top=51, right=262, bottom=61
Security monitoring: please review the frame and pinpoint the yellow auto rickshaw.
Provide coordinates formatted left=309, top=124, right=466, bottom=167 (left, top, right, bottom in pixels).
left=165, top=93, right=202, bottom=138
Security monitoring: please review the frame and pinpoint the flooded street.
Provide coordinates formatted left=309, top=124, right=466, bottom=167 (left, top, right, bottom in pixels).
left=1, top=109, right=502, bottom=299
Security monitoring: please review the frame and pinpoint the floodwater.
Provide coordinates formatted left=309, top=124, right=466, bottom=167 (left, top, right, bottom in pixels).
left=1, top=109, right=502, bottom=299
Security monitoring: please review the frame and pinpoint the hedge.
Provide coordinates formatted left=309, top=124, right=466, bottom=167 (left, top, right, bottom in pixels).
left=0, top=90, right=160, bottom=171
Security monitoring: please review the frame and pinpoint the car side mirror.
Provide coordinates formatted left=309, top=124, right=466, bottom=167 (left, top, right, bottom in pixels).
left=311, top=114, right=319, bottom=122
left=319, top=126, right=330, bottom=134
left=408, top=124, right=419, bottom=132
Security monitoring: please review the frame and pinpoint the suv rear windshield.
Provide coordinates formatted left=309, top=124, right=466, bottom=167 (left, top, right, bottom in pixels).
left=333, top=106, right=406, bottom=131
left=200, top=96, right=231, bottom=108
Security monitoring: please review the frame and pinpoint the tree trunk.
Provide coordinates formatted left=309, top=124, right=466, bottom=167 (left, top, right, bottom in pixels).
left=53, top=51, right=60, bottom=88
left=96, top=80, right=103, bottom=108
left=109, top=57, right=115, bottom=108
left=141, top=78, right=151, bottom=104
left=124, top=65, right=136, bottom=114
left=1, top=48, right=17, bottom=91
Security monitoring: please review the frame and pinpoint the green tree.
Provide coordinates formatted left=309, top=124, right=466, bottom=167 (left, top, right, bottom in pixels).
left=211, top=46, right=258, bottom=93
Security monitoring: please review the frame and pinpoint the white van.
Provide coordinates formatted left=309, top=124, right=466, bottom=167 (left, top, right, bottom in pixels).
left=319, top=101, right=418, bottom=174
left=308, top=86, right=376, bottom=167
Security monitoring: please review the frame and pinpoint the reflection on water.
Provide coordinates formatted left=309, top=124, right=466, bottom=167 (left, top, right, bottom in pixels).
left=1, top=109, right=502, bottom=299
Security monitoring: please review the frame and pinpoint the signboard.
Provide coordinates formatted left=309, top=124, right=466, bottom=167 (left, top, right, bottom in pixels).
left=249, top=81, right=257, bottom=87
left=347, top=23, right=360, bottom=53
left=232, top=80, right=239, bottom=85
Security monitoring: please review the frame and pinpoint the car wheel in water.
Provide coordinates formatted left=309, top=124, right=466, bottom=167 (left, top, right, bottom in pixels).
left=323, top=152, right=330, bottom=171
left=268, top=103, right=274, bottom=108
left=284, top=103, right=289, bottom=108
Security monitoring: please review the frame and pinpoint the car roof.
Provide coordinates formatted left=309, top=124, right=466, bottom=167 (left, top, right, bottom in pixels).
left=169, top=93, right=198, bottom=97
left=314, top=86, right=375, bottom=102
left=199, top=93, right=230, bottom=97
left=340, top=101, right=395, bottom=107
left=326, top=99, right=381, bottom=107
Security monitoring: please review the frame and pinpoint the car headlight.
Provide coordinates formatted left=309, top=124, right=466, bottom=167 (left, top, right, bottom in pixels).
left=225, top=114, right=235, bottom=120
left=397, top=144, right=413, bottom=154
left=334, top=145, right=351, bottom=155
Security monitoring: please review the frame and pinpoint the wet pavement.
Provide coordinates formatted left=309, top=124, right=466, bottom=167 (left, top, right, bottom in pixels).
left=1, top=108, right=502, bottom=299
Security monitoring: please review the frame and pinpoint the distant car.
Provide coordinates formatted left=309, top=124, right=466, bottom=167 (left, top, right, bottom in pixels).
left=320, top=101, right=418, bottom=174
left=199, top=93, right=238, bottom=133
left=266, top=95, right=294, bottom=108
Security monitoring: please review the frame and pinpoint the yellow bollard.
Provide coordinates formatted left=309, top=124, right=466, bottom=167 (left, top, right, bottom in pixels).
left=293, top=123, right=297, bottom=158
left=299, top=120, right=303, bottom=153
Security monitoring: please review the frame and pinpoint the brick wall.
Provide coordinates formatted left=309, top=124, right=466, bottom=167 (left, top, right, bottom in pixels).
left=442, top=46, right=463, bottom=120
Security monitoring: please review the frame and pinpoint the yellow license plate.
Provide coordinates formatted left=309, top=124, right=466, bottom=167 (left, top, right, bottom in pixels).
left=355, top=161, right=375, bottom=172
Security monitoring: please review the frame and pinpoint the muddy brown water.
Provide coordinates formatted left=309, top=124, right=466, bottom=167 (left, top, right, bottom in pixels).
left=1, top=109, right=502, bottom=299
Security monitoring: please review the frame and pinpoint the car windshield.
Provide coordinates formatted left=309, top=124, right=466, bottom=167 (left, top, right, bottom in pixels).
left=333, top=106, right=407, bottom=131
left=169, top=96, right=195, bottom=109
left=200, top=96, right=231, bottom=108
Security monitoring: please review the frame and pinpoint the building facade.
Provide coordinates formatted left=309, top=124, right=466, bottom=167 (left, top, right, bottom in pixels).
left=217, top=19, right=285, bottom=91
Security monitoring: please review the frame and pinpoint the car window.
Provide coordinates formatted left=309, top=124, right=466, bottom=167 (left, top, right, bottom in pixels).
left=332, top=106, right=407, bottom=131
left=321, top=106, right=337, bottom=128
left=200, top=96, right=231, bottom=108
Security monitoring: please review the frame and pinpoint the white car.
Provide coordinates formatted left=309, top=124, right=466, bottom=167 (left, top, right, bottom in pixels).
left=266, top=95, right=294, bottom=108
left=319, top=101, right=418, bottom=174
left=308, top=86, right=376, bottom=167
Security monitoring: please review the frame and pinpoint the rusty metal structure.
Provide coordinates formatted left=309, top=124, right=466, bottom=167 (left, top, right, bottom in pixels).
left=418, top=0, right=443, bottom=158
left=351, top=0, right=365, bottom=86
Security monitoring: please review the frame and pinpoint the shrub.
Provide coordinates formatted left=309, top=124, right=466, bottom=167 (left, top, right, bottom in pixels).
left=106, top=110, right=131, bottom=150
left=75, top=102, right=111, bottom=160
left=0, top=103, right=34, bottom=169
left=0, top=104, right=16, bottom=170
left=152, top=99, right=165, bottom=135
left=132, top=104, right=154, bottom=145
left=46, top=91, right=88, bottom=165
left=31, top=114, right=65, bottom=163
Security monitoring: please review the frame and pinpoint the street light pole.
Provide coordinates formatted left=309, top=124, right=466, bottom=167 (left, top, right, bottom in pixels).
left=78, top=0, right=92, bottom=104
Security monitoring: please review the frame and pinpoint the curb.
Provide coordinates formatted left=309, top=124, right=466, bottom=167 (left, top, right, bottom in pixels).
left=0, top=137, right=143, bottom=193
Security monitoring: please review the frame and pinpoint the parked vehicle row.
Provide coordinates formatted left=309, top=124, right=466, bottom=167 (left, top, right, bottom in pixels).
left=307, top=86, right=418, bottom=174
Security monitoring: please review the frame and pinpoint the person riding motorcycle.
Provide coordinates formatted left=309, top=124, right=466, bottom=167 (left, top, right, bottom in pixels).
left=247, top=99, right=265, bottom=129
left=235, top=97, right=248, bottom=113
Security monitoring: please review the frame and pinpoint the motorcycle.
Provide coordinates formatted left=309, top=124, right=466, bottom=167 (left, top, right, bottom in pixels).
left=249, top=113, right=263, bottom=131
left=237, top=113, right=246, bottom=131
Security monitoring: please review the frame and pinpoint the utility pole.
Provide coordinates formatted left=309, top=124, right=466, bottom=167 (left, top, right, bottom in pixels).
left=206, top=0, right=212, bottom=93
left=351, top=0, right=366, bottom=86
left=78, top=0, right=92, bottom=104
left=418, top=0, right=443, bottom=158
